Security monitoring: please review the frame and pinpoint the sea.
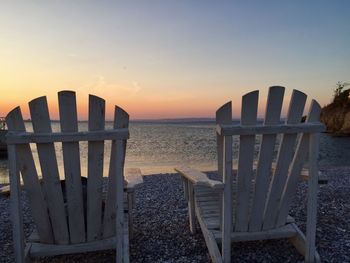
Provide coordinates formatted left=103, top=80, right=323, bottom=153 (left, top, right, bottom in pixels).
left=1, top=120, right=350, bottom=184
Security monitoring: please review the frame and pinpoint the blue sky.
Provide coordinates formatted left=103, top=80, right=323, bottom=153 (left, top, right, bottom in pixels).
left=1, top=1, right=349, bottom=118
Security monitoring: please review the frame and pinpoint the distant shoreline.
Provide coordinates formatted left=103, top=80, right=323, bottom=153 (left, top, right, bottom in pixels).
left=23, top=118, right=274, bottom=123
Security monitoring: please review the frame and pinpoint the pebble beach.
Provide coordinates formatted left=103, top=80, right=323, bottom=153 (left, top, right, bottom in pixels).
left=1, top=167, right=349, bottom=263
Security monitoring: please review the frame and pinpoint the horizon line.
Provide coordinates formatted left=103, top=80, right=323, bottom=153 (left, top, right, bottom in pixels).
left=21, top=117, right=287, bottom=122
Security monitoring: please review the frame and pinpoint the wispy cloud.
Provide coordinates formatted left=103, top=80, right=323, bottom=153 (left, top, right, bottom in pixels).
left=83, top=75, right=105, bottom=91
left=82, top=75, right=142, bottom=96
left=131, top=81, right=142, bottom=93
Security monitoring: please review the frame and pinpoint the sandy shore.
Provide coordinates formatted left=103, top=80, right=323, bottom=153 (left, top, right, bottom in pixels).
left=1, top=167, right=349, bottom=262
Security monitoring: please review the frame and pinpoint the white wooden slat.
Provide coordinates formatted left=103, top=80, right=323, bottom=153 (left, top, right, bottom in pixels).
left=201, top=210, right=219, bottom=216
left=6, top=129, right=128, bottom=144
left=203, top=218, right=220, bottom=226
left=263, top=90, right=307, bottom=230
left=200, top=209, right=220, bottom=216
left=112, top=107, right=129, bottom=262
left=196, top=192, right=221, bottom=199
left=197, top=200, right=227, bottom=230
left=200, top=205, right=221, bottom=211
left=306, top=127, right=320, bottom=262
left=276, top=100, right=322, bottom=227
left=86, top=95, right=105, bottom=241
left=103, top=106, right=129, bottom=238
left=6, top=107, right=53, bottom=244
left=114, top=137, right=126, bottom=263
left=196, top=193, right=220, bottom=200
left=249, top=86, right=284, bottom=231
left=215, top=101, right=232, bottom=242
left=8, top=144, right=25, bottom=263
left=235, top=90, right=258, bottom=232
left=276, top=136, right=309, bottom=224
left=196, top=196, right=220, bottom=202
left=198, top=202, right=221, bottom=208
left=216, top=102, right=232, bottom=181
left=58, top=91, right=85, bottom=244
left=29, top=96, right=69, bottom=244
left=207, top=222, right=221, bottom=231
left=216, top=103, right=233, bottom=263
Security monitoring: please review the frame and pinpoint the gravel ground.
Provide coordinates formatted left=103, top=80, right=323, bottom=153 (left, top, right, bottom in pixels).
left=1, top=167, right=349, bottom=262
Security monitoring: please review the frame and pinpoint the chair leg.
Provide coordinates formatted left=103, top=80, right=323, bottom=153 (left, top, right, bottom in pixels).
left=188, top=183, right=196, bottom=234
left=182, top=177, right=189, bottom=201
left=8, top=145, right=25, bottom=263
left=123, top=214, right=130, bottom=263
left=290, top=223, right=320, bottom=263
left=24, top=244, right=32, bottom=263
left=127, top=192, right=134, bottom=239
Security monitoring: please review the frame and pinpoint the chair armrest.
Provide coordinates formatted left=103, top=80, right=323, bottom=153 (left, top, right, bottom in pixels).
left=124, top=168, right=143, bottom=191
left=175, top=166, right=224, bottom=190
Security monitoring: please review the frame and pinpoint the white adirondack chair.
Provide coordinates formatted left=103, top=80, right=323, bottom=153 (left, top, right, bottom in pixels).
left=6, top=91, right=143, bottom=262
left=176, top=87, right=325, bottom=263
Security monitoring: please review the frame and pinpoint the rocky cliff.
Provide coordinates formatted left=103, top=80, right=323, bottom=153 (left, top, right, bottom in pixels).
left=320, top=89, right=350, bottom=136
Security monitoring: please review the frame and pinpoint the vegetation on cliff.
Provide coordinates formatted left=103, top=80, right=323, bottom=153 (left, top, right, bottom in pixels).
left=320, top=82, right=350, bottom=135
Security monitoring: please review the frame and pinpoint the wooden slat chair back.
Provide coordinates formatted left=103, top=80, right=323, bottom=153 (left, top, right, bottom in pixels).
left=216, top=87, right=323, bottom=262
left=7, top=91, right=130, bottom=262
left=176, top=86, right=324, bottom=263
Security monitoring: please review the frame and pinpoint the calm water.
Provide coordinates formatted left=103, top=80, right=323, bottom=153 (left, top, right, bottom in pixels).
left=0, top=121, right=349, bottom=183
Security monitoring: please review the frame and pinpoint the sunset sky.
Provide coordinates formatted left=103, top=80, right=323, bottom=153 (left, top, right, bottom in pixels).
left=1, top=1, right=349, bottom=119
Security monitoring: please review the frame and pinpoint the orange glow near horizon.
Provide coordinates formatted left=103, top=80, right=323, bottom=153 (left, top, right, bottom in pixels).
left=0, top=90, right=227, bottom=120
left=1, top=87, right=298, bottom=121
